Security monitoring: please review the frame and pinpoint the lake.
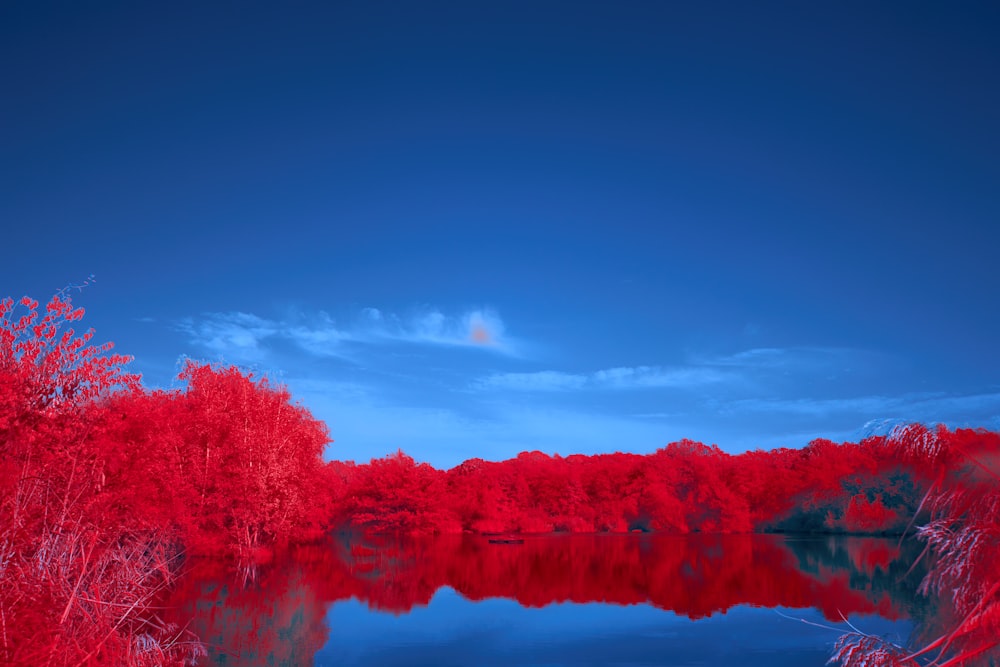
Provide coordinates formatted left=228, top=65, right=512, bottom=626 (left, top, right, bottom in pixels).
left=165, top=533, right=928, bottom=666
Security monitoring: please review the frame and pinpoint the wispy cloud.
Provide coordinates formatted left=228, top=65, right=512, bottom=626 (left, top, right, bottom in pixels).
left=473, top=346, right=883, bottom=394
left=723, top=391, right=1000, bottom=420
left=697, top=346, right=870, bottom=371
left=177, top=312, right=280, bottom=361
left=473, top=347, right=856, bottom=394
left=475, top=371, right=589, bottom=392
left=179, top=306, right=516, bottom=360
left=474, top=365, right=730, bottom=392
left=360, top=308, right=511, bottom=351
left=592, top=366, right=729, bottom=388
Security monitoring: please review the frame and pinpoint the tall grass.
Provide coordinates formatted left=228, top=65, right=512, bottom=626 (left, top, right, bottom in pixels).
left=831, top=425, right=1000, bottom=667
left=0, top=522, right=204, bottom=666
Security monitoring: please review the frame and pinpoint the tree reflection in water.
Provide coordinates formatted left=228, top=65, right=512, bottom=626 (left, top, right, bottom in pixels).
left=164, top=533, right=931, bottom=666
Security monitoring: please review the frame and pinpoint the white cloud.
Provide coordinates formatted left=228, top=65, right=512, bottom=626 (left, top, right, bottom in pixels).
left=474, top=365, right=729, bottom=392
left=726, top=394, right=908, bottom=416
left=724, top=391, right=1000, bottom=420
left=706, top=347, right=788, bottom=366
left=699, top=346, right=867, bottom=370
left=390, top=308, right=510, bottom=351
left=471, top=347, right=882, bottom=395
left=177, top=312, right=281, bottom=360
left=285, top=312, right=354, bottom=356
left=475, top=371, right=588, bottom=392
left=592, top=365, right=729, bottom=388
left=180, top=306, right=517, bottom=359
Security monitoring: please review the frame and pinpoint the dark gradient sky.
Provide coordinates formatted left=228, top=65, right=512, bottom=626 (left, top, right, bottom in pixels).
left=3, top=2, right=998, bottom=466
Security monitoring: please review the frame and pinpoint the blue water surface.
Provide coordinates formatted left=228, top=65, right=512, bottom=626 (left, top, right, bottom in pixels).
left=320, top=587, right=911, bottom=667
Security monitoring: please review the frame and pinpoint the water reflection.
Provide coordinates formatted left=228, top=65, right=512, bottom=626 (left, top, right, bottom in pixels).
left=165, top=534, right=927, bottom=666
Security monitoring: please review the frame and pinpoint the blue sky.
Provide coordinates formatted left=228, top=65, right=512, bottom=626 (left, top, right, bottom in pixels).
left=2, top=2, right=999, bottom=467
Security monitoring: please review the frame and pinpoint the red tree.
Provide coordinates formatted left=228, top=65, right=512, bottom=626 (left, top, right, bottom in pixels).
left=166, top=361, right=333, bottom=556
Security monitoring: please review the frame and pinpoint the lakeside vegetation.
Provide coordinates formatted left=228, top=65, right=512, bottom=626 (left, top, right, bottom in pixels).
left=1, top=292, right=997, bottom=666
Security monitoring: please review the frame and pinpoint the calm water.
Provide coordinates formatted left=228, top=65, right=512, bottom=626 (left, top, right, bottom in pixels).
left=165, top=534, right=927, bottom=666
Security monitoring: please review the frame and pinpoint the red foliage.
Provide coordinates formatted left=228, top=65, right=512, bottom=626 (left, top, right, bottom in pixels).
left=832, top=494, right=902, bottom=533
left=339, top=450, right=458, bottom=535
left=328, top=434, right=929, bottom=538
left=165, top=361, right=332, bottom=554
left=844, top=537, right=901, bottom=576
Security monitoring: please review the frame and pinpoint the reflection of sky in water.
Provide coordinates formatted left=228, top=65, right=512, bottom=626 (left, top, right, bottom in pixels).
left=319, top=588, right=912, bottom=667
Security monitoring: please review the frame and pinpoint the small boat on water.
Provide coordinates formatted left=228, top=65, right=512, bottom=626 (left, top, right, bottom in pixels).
left=488, top=537, right=525, bottom=544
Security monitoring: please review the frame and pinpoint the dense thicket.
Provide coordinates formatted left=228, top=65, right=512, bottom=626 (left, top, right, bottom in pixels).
left=1, top=292, right=997, bottom=666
